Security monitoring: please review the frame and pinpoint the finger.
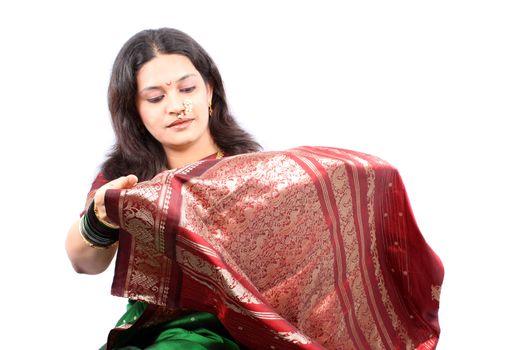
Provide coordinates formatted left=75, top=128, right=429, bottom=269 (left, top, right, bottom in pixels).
left=108, top=174, right=139, bottom=190
left=125, top=174, right=139, bottom=187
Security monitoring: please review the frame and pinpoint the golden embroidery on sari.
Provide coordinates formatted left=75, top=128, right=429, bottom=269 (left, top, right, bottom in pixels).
left=301, top=149, right=386, bottom=349
left=118, top=171, right=173, bottom=305
left=291, top=153, right=365, bottom=350
left=356, top=154, right=413, bottom=349
left=301, top=147, right=415, bottom=349
left=109, top=147, right=443, bottom=349
left=180, top=153, right=335, bottom=346
left=176, top=245, right=314, bottom=346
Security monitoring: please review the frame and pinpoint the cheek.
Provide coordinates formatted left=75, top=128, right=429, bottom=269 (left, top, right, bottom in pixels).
left=193, top=98, right=210, bottom=117
left=137, top=104, right=159, bottom=126
left=138, top=114, right=161, bottom=139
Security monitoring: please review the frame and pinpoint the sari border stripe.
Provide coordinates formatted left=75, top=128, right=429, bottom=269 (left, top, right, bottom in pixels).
left=298, top=146, right=398, bottom=349
left=288, top=151, right=367, bottom=350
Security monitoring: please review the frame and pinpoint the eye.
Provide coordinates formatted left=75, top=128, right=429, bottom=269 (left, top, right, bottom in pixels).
left=147, top=95, right=164, bottom=103
left=180, top=86, right=196, bottom=93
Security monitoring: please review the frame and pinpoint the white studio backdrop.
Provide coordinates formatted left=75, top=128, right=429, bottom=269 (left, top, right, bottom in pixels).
left=0, top=1, right=523, bottom=349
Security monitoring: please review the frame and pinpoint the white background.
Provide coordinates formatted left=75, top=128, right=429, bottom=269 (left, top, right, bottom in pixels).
left=0, top=1, right=523, bottom=349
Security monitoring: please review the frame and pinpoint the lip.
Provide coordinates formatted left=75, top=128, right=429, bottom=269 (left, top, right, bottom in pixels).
left=167, top=118, right=194, bottom=129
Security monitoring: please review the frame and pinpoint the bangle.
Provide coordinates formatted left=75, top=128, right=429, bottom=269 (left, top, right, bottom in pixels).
left=78, top=220, right=117, bottom=249
left=79, top=201, right=119, bottom=249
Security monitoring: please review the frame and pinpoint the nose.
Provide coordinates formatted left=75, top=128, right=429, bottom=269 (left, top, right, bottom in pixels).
left=166, top=93, right=184, bottom=115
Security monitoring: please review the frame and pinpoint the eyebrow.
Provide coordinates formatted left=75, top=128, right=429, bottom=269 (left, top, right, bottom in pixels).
left=139, top=74, right=197, bottom=93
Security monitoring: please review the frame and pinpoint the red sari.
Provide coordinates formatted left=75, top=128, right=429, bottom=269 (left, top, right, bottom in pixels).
left=104, top=146, right=444, bottom=349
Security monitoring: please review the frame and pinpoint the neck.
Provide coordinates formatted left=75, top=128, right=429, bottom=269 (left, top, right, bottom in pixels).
left=164, top=141, right=220, bottom=170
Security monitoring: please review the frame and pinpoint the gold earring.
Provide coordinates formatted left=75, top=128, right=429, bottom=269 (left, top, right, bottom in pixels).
left=208, top=102, right=213, bottom=116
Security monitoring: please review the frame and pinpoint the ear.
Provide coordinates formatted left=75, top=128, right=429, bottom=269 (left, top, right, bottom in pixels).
left=206, top=83, right=213, bottom=105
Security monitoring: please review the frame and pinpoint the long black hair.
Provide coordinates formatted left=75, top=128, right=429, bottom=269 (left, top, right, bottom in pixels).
left=102, top=28, right=261, bottom=181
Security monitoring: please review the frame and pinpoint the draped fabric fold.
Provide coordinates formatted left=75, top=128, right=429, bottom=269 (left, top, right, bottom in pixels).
left=104, top=146, right=444, bottom=350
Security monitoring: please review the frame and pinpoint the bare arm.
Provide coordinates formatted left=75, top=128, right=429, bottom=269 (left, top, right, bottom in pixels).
left=65, top=219, right=118, bottom=274
left=65, top=175, right=138, bottom=274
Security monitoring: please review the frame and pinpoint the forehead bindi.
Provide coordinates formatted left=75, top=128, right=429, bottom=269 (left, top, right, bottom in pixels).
left=137, top=54, right=200, bottom=90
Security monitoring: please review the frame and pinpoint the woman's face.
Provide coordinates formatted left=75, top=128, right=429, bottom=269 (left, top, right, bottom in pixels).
left=136, top=54, right=213, bottom=154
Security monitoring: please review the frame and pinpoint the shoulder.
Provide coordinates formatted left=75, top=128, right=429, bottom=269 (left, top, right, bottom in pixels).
left=89, top=172, right=110, bottom=192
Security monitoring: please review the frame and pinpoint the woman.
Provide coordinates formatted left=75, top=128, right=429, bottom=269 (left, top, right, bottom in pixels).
left=66, top=27, right=260, bottom=349
left=67, top=28, right=444, bottom=350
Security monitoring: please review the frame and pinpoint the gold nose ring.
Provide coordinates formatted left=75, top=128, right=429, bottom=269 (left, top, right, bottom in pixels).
left=175, top=100, right=193, bottom=119
left=183, top=100, right=193, bottom=113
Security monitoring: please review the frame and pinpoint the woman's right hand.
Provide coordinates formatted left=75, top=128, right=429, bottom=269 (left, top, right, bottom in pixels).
left=66, top=174, right=138, bottom=274
left=93, top=174, right=138, bottom=227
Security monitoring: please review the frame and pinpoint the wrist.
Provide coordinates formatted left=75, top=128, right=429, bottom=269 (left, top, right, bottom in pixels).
left=79, top=201, right=119, bottom=249
left=93, top=202, right=119, bottom=229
